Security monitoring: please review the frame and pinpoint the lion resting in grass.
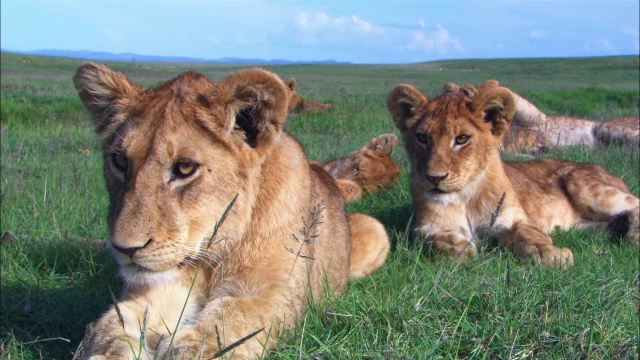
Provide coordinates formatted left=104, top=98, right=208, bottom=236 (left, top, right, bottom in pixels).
left=444, top=80, right=640, bottom=154
left=310, top=134, right=401, bottom=202
left=73, top=63, right=389, bottom=359
left=388, top=83, right=639, bottom=266
left=284, top=77, right=331, bottom=113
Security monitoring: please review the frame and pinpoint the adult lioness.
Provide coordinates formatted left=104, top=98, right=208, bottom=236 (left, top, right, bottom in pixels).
left=388, top=83, right=639, bottom=266
left=73, top=63, right=389, bottom=359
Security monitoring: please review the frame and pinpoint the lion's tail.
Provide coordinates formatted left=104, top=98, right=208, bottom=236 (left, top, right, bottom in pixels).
left=347, top=213, right=390, bottom=279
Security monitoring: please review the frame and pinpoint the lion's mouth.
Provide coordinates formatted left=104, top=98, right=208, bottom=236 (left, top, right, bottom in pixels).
left=124, top=254, right=197, bottom=274
left=428, top=188, right=448, bottom=195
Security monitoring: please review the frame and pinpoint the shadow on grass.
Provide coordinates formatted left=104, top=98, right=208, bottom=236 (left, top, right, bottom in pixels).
left=1, top=238, right=119, bottom=358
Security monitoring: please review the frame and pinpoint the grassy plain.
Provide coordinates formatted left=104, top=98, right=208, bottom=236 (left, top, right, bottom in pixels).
left=1, top=52, right=639, bottom=359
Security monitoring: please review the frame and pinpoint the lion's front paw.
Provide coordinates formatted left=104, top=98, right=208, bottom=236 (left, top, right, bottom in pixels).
left=158, top=326, right=219, bottom=360
left=521, top=244, right=574, bottom=267
left=433, top=239, right=477, bottom=263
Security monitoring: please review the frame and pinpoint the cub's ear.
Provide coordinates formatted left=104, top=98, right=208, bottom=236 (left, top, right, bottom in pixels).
left=442, top=82, right=460, bottom=94
left=460, top=83, right=478, bottom=97
left=284, top=77, right=297, bottom=91
left=366, top=134, right=398, bottom=156
left=387, top=84, right=428, bottom=132
left=478, top=79, right=499, bottom=91
left=217, top=68, right=289, bottom=149
left=73, top=62, right=142, bottom=137
left=473, top=87, right=516, bottom=137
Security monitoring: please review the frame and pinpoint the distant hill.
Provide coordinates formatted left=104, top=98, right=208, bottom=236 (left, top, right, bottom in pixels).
left=0, top=48, right=351, bottom=65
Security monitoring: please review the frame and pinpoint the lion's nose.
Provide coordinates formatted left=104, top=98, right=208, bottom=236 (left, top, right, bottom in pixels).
left=112, top=238, right=153, bottom=257
left=425, top=172, right=449, bottom=185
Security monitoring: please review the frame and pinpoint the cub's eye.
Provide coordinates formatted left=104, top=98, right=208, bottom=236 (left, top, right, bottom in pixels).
left=111, top=154, right=129, bottom=172
left=172, top=160, right=199, bottom=180
left=454, top=135, right=470, bottom=145
left=353, top=164, right=360, bottom=174
left=415, top=133, right=430, bottom=147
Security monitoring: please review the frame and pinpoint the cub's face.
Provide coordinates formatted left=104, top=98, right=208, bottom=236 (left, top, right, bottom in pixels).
left=284, top=77, right=303, bottom=112
left=74, top=64, right=288, bottom=285
left=387, top=84, right=515, bottom=198
left=324, top=134, right=400, bottom=192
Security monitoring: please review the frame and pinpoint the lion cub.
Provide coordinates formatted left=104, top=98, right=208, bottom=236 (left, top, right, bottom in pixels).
left=310, top=134, right=401, bottom=201
left=388, top=83, right=639, bottom=267
left=73, top=63, right=389, bottom=359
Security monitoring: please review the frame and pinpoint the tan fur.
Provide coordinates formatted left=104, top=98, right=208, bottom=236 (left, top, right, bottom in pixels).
left=388, top=84, right=639, bottom=266
left=311, top=134, right=401, bottom=201
left=284, top=77, right=331, bottom=113
left=73, top=63, right=389, bottom=359
left=448, top=80, right=639, bottom=153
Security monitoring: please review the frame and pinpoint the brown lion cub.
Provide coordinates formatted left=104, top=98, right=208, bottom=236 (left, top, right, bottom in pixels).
left=284, top=77, right=331, bottom=113
left=311, top=134, right=401, bottom=201
left=73, top=63, right=389, bottom=359
left=387, top=83, right=639, bottom=267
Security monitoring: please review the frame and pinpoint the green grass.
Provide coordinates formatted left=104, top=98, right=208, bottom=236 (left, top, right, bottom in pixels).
left=1, top=52, right=638, bottom=359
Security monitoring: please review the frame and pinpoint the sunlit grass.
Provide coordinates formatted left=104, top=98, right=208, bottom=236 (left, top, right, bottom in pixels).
left=1, top=52, right=638, bottom=359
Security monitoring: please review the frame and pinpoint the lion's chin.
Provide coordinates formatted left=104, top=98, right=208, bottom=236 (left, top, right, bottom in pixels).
left=119, top=263, right=181, bottom=286
left=426, top=188, right=460, bottom=204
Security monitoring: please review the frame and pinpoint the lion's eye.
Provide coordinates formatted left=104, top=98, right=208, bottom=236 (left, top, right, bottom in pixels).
left=353, top=164, right=360, bottom=174
left=455, top=135, right=470, bottom=145
left=111, top=154, right=129, bottom=173
left=415, top=133, right=430, bottom=147
left=172, top=160, right=199, bottom=180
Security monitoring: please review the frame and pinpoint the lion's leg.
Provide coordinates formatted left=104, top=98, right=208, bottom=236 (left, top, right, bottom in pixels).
left=79, top=281, right=201, bottom=359
left=425, top=229, right=477, bottom=263
left=499, top=222, right=574, bottom=267
left=79, top=301, right=151, bottom=360
left=563, top=166, right=639, bottom=244
left=347, top=213, right=389, bottom=279
left=158, top=296, right=290, bottom=359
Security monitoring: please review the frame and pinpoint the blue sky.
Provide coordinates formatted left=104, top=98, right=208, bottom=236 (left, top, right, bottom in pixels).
left=2, top=0, right=638, bottom=64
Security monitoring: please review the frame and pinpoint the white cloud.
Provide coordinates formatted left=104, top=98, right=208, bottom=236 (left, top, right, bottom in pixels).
left=405, top=24, right=464, bottom=54
left=295, top=12, right=373, bottom=34
left=293, top=12, right=376, bottom=45
left=580, top=37, right=615, bottom=53
left=286, top=12, right=465, bottom=61
left=529, top=30, right=547, bottom=40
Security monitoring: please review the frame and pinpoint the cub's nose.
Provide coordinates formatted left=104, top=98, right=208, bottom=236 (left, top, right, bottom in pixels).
left=112, top=238, right=152, bottom=257
left=425, top=172, right=449, bottom=185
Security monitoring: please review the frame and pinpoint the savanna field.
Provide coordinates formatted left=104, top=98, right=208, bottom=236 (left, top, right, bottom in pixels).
left=1, top=52, right=639, bottom=359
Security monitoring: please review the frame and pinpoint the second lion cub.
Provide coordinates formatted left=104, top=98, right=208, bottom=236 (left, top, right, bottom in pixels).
left=388, top=83, right=639, bottom=267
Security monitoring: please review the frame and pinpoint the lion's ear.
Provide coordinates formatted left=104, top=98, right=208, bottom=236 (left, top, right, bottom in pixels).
left=460, top=83, right=477, bottom=97
left=366, top=134, right=398, bottom=156
left=478, top=79, right=499, bottom=91
left=442, top=82, right=460, bottom=94
left=73, top=62, right=143, bottom=137
left=284, top=77, right=297, bottom=91
left=473, top=87, right=516, bottom=137
left=217, top=68, right=289, bottom=149
left=387, top=84, right=428, bottom=132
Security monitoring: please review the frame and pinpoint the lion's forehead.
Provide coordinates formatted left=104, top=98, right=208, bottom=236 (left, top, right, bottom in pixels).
left=104, top=73, right=224, bottom=151
left=415, top=96, right=481, bottom=140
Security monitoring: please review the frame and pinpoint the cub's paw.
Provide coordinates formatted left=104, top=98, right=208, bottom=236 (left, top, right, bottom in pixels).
left=522, top=244, right=574, bottom=268
left=433, top=239, right=477, bottom=263
left=158, top=326, right=219, bottom=360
